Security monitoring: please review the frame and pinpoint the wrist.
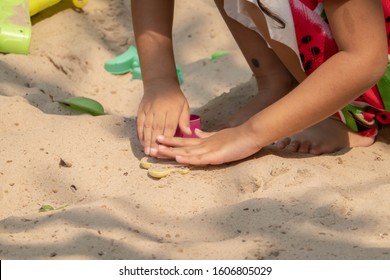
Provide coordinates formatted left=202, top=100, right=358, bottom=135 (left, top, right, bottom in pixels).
left=144, top=76, right=179, bottom=88
left=239, top=116, right=273, bottom=150
left=143, top=78, right=183, bottom=97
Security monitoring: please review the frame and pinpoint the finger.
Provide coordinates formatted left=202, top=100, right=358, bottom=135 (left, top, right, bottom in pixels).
left=195, top=129, right=215, bottom=139
left=178, top=109, right=191, bottom=136
left=154, top=145, right=174, bottom=159
left=136, top=113, right=146, bottom=146
left=142, top=114, right=154, bottom=155
left=156, top=135, right=201, bottom=147
left=158, top=144, right=206, bottom=161
left=176, top=155, right=210, bottom=165
left=163, top=113, right=180, bottom=137
left=156, top=145, right=181, bottom=159
left=176, top=152, right=224, bottom=166
left=149, top=114, right=166, bottom=157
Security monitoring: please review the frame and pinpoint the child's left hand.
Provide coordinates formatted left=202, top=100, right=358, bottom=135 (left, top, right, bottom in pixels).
left=156, top=127, right=261, bottom=165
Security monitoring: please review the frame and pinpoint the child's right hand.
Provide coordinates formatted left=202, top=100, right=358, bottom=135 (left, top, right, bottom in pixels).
left=137, top=82, right=191, bottom=157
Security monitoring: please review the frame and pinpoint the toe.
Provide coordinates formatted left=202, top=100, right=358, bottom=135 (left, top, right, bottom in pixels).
left=274, top=138, right=291, bottom=149
left=308, top=144, right=325, bottom=155
left=285, top=140, right=300, bottom=152
left=298, top=141, right=311, bottom=153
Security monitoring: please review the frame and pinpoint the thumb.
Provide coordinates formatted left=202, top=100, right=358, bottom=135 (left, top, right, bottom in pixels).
left=178, top=110, right=191, bottom=136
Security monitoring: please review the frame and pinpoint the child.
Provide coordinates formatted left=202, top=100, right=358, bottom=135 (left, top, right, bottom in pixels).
left=132, top=0, right=390, bottom=165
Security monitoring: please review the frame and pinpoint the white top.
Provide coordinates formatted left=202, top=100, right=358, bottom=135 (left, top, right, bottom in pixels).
left=224, top=0, right=301, bottom=66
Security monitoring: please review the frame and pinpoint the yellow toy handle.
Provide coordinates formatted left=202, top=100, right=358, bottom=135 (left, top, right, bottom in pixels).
left=29, top=0, right=61, bottom=16
left=29, top=0, right=88, bottom=16
left=72, top=0, right=87, bottom=9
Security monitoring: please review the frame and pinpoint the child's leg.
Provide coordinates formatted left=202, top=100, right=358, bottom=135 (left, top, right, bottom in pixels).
left=214, top=0, right=297, bottom=127
left=241, top=0, right=375, bottom=154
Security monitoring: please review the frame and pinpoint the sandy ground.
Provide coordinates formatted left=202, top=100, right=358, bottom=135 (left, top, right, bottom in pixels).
left=1, top=0, right=390, bottom=260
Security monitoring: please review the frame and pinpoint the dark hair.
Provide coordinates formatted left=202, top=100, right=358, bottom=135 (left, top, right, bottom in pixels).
left=256, top=0, right=286, bottom=28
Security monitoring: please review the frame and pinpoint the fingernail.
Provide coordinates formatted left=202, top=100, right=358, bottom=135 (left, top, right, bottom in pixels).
left=150, top=148, right=158, bottom=155
left=145, top=147, right=150, bottom=155
left=156, top=135, right=164, bottom=141
left=176, top=156, right=187, bottom=163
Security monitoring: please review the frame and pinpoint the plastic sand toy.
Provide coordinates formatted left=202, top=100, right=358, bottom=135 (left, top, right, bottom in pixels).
left=174, top=114, right=201, bottom=138
left=104, top=45, right=139, bottom=75
left=29, top=0, right=61, bottom=16
left=29, top=0, right=88, bottom=16
left=0, top=0, right=32, bottom=54
left=140, top=157, right=190, bottom=179
left=105, top=45, right=184, bottom=84
left=0, top=0, right=88, bottom=54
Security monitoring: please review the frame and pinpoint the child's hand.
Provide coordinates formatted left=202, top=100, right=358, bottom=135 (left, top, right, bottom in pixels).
left=137, top=84, right=191, bottom=157
left=156, top=126, right=261, bottom=165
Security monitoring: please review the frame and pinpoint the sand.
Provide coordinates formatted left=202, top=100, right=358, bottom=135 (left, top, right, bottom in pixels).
left=1, top=0, right=390, bottom=260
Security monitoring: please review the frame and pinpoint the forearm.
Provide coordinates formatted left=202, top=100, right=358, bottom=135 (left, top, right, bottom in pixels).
left=131, top=0, right=179, bottom=88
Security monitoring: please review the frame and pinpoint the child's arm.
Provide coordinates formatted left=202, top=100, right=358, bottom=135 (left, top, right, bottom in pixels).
left=157, top=0, right=388, bottom=165
left=132, top=0, right=191, bottom=156
left=245, top=0, right=388, bottom=146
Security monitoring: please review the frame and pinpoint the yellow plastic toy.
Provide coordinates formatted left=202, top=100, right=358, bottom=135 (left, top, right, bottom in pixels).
left=29, top=0, right=88, bottom=16
left=0, top=0, right=88, bottom=54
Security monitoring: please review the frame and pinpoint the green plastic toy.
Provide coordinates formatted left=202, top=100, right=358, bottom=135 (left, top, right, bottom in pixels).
left=377, top=61, right=390, bottom=111
left=104, top=45, right=184, bottom=84
left=104, top=45, right=139, bottom=75
left=0, top=0, right=32, bottom=54
left=59, top=96, right=105, bottom=116
left=0, top=0, right=88, bottom=55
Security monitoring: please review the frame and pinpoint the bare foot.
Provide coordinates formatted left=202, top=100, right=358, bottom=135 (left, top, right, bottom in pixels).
left=228, top=93, right=268, bottom=127
left=228, top=79, right=299, bottom=128
left=274, top=118, right=375, bottom=155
